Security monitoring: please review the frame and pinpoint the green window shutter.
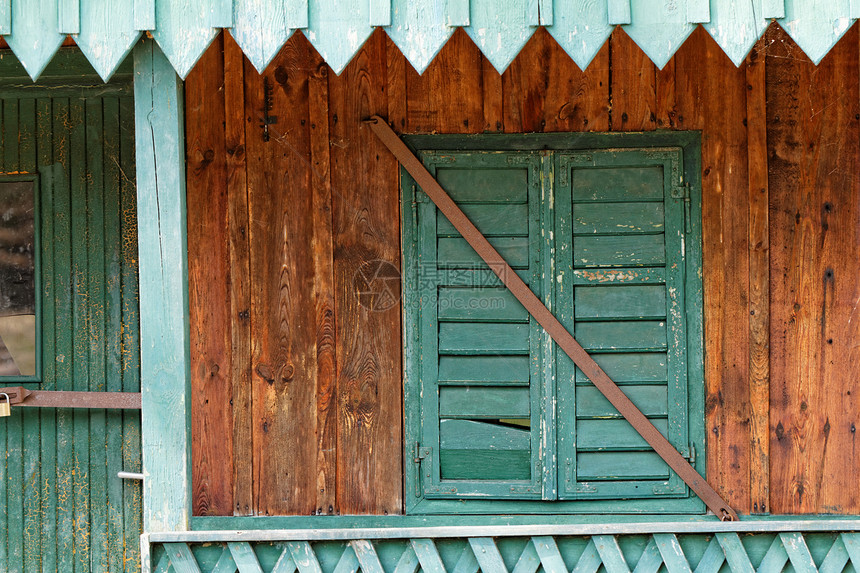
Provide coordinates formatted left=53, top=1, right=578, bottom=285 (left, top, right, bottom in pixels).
left=405, top=151, right=548, bottom=500
left=554, top=149, right=696, bottom=500
left=402, top=137, right=704, bottom=513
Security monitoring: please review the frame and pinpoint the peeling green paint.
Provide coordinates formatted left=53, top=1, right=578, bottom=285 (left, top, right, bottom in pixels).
left=0, top=52, right=141, bottom=572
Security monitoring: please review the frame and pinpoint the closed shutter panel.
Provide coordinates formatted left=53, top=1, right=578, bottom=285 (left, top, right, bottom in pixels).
left=555, top=149, right=693, bottom=499
left=408, top=151, right=546, bottom=499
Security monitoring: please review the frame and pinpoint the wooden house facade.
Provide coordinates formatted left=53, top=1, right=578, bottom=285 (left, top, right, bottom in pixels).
left=0, top=1, right=858, bottom=572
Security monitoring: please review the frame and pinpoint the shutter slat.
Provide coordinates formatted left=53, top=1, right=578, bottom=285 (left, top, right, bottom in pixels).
left=574, top=353, right=668, bottom=384
left=439, top=387, right=530, bottom=418
left=439, top=355, right=530, bottom=385
left=439, top=322, right=530, bottom=354
left=574, top=234, right=666, bottom=267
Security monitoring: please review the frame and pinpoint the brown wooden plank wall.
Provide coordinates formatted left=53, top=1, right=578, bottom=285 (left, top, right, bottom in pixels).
left=186, top=24, right=860, bottom=516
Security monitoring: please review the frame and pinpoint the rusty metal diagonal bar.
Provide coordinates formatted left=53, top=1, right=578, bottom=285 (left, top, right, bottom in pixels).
left=365, top=115, right=738, bottom=521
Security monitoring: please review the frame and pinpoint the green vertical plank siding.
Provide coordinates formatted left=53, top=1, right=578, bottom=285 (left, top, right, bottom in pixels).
left=19, top=97, right=41, bottom=573
left=0, top=56, right=141, bottom=572
left=87, top=96, right=109, bottom=573
left=103, top=95, right=126, bottom=573
left=70, top=96, right=91, bottom=573
left=37, top=96, right=58, bottom=573
left=119, top=93, right=142, bottom=571
left=52, top=96, right=76, bottom=573
left=3, top=97, right=25, bottom=573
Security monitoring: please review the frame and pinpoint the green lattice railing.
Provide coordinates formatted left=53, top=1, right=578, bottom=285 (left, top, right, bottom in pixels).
left=150, top=531, right=860, bottom=573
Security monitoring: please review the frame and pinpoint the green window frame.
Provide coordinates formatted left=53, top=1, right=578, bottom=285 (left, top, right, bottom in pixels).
left=401, top=133, right=705, bottom=515
left=0, top=173, right=41, bottom=382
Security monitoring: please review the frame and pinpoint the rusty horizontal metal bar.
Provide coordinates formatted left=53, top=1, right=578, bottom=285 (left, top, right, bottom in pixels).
left=0, top=386, right=141, bottom=409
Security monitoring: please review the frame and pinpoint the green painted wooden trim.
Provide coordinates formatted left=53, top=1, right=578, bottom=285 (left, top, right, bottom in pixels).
left=286, top=0, right=309, bottom=29
left=538, top=0, right=552, bottom=26
left=144, top=531, right=860, bottom=573
left=58, top=0, right=80, bottom=34
left=370, top=0, right=391, bottom=27
left=209, top=0, right=233, bottom=28
left=134, top=0, right=156, bottom=30
left=0, top=173, right=41, bottom=383
left=851, top=0, right=860, bottom=18
left=607, top=0, right=631, bottom=25
left=0, top=0, right=9, bottom=35
left=762, top=0, right=785, bottom=19
left=686, top=0, right=710, bottom=24
left=447, top=0, right=470, bottom=27
left=133, top=38, right=192, bottom=535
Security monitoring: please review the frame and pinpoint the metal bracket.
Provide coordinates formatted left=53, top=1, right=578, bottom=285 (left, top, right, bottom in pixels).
left=261, top=78, right=278, bottom=142
left=673, top=182, right=693, bottom=233
left=413, top=442, right=430, bottom=464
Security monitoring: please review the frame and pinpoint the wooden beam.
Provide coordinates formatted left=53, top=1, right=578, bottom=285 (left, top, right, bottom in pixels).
left=133, top=38, right=192, bottom=535
left=607, top=0, right=631, bottom=25
left=762, top=0, right=785, bottom=19
left=745, top=38, right=769, bottom=515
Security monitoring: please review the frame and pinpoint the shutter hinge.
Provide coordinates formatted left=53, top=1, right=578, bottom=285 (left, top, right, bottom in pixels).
left=413, top=442, right=430, bottom=463
left=685, top=442, right=696, bottom=465
left=413, top=443, right=432, bottom=497
left=414, top=184, right=429, bottom=203
left=670, top=181, right=689, bottom=199
left=673, top=181, right=693, bottom=234
left=411, top=185, right=419, bottom=233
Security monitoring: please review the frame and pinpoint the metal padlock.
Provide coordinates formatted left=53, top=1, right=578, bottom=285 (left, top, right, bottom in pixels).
left=0, top=393, right=10, bottom=417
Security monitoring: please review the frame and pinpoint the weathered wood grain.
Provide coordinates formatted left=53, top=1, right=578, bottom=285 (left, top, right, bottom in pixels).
left=386, top=37, right=407, bottom=133
left=503, top=28, right=609, bottom=133
left=186, top=34, right=234, bottom=517
left=658, top=27, right=752, bottom=512
left=246, top=35, right=318, bottom=516
left=482, top=55, right=504, bottom=132
left=328, top=30, right=402, bottom=514
left=406, top=29, right=483, bottom=134
left=186, top=23, right=860, bottom=517
left=745, top=37, right=770, bottom=515
left=767, top=24, right=860, bottom=514
left=224, top=33, right=254, bottom=517
left=308, top=41, right=338, bottom=515
left=609, top=29, right=656, bottom=132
